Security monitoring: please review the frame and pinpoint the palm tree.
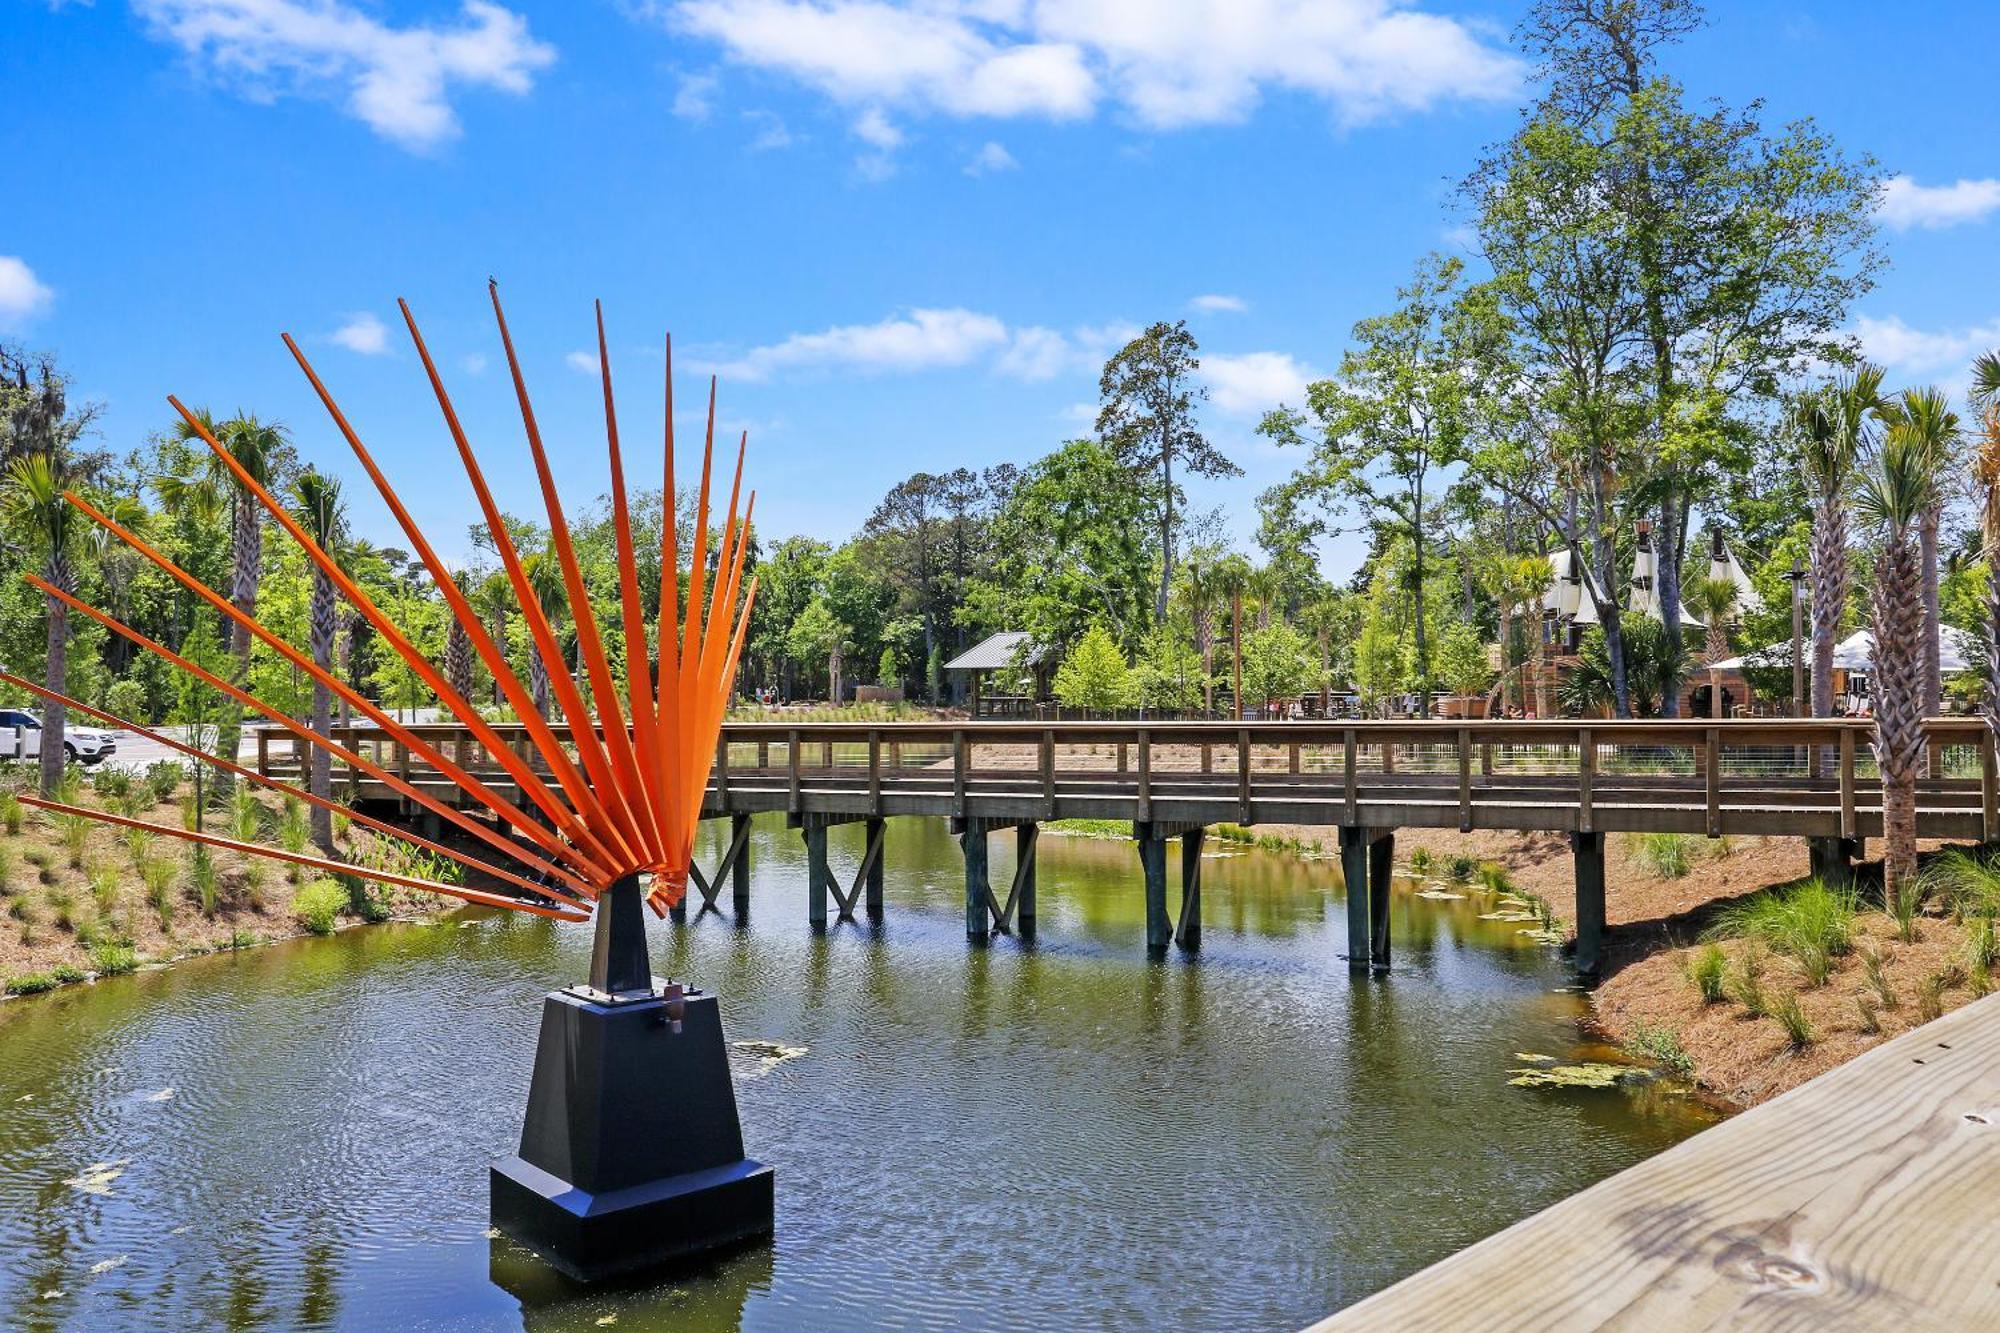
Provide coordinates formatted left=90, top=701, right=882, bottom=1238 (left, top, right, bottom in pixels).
left=475, top=571, right=515, bottom=708
left=2, top=453, right=80, bottom=794
left=1484, top=552, right=1554, bottom=718
left=289, top=468, right=345, bottom=853
left=1973, top=350, right=2000, bottom=755
left=1174, top=555, right=1225, bottom=717
left=1879, top=387, right=1962, bottom=714
left=1686, top=574, right=1739, bottom=720
left=1212, top=554, right=1253, bottom=719
left=524, top=551, right=566, bottom=719
left=1794, top=368, right=1882, bottom=723
left=444, top=571, right=476, bottom=704
left=1858, top=423, right=1936, bottom=912
left=160, top=411, right=288, bottom=786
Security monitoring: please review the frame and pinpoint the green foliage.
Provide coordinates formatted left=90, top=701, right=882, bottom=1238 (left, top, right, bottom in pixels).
left=1631, top=832, right=1694, bottom=879
left=104, top=678, right=147, bottom=725
left=1434, top=623, right=1492, bottom=701
left=1705, top=878, right=1858, bottom=986
left=144, top=760, right=184, bottom=804
left=1560, top=617, right=1694, bottom=718
left=1770, top=990, right=1815, bottom=1048
left=191, top=844, right=218, bottom=916
left=1623, top=1020, right=1694, bottom=1078
left=1239, top=621, right=1320, bottom=711
left=1726, top=946, right=1768, bottom=1016
left=142, top=857, right=176, bottom=931
left=1406, top=847, right=1436, bottom=875
left=88, top=942, right=137, bottom=976
left=1686, top=943, right=1727, bottom=1003
left=293, top=879, right=347, bottom=935
left=231, top=789, right=263, bottom=844
left=1443, top=854, right=1478, bottom=883
left=6, top=972, right=60, bottom=995
left=0, top=791, right=22, bottom=836
left=1132, top=619, right=1211, bottom=713
left=1051, top=625, right=1134, bottom=714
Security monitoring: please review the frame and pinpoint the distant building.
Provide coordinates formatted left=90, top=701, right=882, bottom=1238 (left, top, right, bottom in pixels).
left=943, top=631, right=1050, bottom=715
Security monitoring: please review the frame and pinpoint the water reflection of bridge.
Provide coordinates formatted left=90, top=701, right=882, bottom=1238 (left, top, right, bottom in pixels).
left=256, top=718, right=1997, bottom=975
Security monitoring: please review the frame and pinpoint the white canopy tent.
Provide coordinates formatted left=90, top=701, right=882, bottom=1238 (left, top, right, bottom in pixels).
left=1704, top=530, right=1763, bottom=616
left=1710, top=627, right=1982, bottom=675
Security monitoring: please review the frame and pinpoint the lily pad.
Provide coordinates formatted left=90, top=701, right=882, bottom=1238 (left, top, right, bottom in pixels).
left=1507, top=1062, right=1640, bottom=1090
left=1478, top=911, right=1538, bottom=922
left=1415, top=889, right=1467, bottom=901
left=1513, top=1052, right=1557, bottom=1063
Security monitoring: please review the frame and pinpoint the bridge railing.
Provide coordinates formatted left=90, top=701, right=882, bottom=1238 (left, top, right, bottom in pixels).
left=252, top=716, right=2000, bottom=839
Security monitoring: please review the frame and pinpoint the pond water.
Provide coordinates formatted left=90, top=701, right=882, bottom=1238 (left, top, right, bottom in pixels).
left=0, top=816, right=1714, bottom=1331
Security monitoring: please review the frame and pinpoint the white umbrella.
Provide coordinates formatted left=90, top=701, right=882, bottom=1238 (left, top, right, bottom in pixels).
left=1709, top=626, right=1982, bottom=674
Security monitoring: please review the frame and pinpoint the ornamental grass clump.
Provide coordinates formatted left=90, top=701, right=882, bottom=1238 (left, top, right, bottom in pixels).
left=1771, top=990, right=1815, bottom=1048
left=1685, top=942, right=1728, bottom=1003
left=1706, top=877, right=1857, bottom=987
left=293, top=879, right=346, bottom=936
left=1632, top=832, right=1694, bottom=879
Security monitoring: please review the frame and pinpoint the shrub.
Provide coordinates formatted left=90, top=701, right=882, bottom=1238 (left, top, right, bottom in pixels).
left=191, top=845, right=218, bottom=917
left=1706, top=878, right=1857, bottom=986
left=1623, top=1020, right=1693, bottom=1077
left=0, top=845, right=13, bottom=893
left=1444, top=854, right=1478, bottom=884
left=91, top=766, right=133, bottom=801
left=123, top=824, right=154, bottom=868
left=1632, top=832, right=1695, bottom=879
left=1726, top=946, right=1767, bottom=1016
left=144, top=760, right=184, bottom=804
left=52, top=810, right=91, bottom=868
left=1406, top=847, right=1435, bottom=875
left=1918, top=968, right=1960, bottom=1023
left=143, top=857, right=177, bottom=931
left=231, top=790, right=262, bottom=844
left=1771, top=991, right=1814, bottom=1048
left=293, top=879, right=346, bottom=936
left=0, top=791, right=23, bottom=836
left=51, top=964, right=85, bottom=985
left=1861, top=947, right=1898, bottom=1009
left=1475, top=863, right=1512, bottom=894
left=6, top=972, right=59, bottom=995
left=90, top=864, right=119, bottom=916
left=1685, top=943, right=1727, bottom=1003
left=1915, top=849, right=2000, bottom=920
left=87, top=942, right=137, bottom=976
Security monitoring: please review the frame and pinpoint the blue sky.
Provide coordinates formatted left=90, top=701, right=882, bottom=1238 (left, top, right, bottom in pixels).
left=3, top=0, right=1997, bottom=576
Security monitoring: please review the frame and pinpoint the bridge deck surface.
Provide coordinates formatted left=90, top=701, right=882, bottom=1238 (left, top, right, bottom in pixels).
left=1308, top=992, right=2000, bottom=1331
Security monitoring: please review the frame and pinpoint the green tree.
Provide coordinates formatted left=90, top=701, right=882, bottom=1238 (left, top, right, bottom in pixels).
left=289, top=468, right=345, bottom=852
left=2, top=453, right=83, bottom=793
left=1096, top=322, right=1239, bottom=621
left=1973, top=349, right=2000, bottom=752
left=1263, top=255, right=1499, bottom=717
left=787, top=599, right=849, bottom=702
left=1052, top=624, right=1134, bottom=714
left=1240, top=621, right=1319, bottom=715
left=1434, top=623, right=1492, bottom=705
left=1560, top=616, right=1692, bottom=718
left=1133, top=618, right=1211, bottom=714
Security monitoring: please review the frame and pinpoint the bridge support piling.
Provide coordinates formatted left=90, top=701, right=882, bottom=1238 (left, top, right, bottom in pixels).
left=1572, top=830, right=1606, bottom=977
left=963, top=822, right=991, bottom=943
left=865, top=818, right=885, bottom=916
left=1369, top=831, right=1394, bottom=971
left=1136, top=823, right=1171, bottom=954
left=1015, top=823, right=1038, bottom=936
left=1340, top=826, right=1371, bottom=972
left=731, top=813, right=752, bottom=914
left=1174, top=828, right=1204, bottom=952
left=804, top=820, right=831, bottom=931
left=1808, top=835, right=1858, bottom=890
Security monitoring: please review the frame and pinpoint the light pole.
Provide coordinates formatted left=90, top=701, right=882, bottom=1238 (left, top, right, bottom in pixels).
left=1788, top=561, right=1806, bottom=717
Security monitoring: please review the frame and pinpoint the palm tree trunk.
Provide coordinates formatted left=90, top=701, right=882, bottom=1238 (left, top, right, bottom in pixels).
left=1873, top=527, right=1926, bottom=910
left=1920, top=501, right=1943, bottom=715
left=308, top=568, right=336, bottom=854
left=530, top=647, right=551, bottom=719
left=212, top=495, right=262, bottom=795
left=39, top=581, right=67, bottom=796
left=1810, top=498, right=1847, bottom=717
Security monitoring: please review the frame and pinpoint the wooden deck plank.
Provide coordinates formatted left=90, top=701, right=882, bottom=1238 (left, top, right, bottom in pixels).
left=1307, top=993, right=2000, bottom=1332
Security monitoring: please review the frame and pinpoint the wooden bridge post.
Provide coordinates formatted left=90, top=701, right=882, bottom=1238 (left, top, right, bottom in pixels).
left=865, top=817, right=886, bottom=915
left=731, top=813, right=752, bottom=913
left=1340, top=826, right=1371, bottom=973
left=1015, top=822, right=1038, bottom=935
left=963, top=820, right=991, bottom=943
left=804, top=818, right=831, bottom=931
left=1135, top=822, right=1171, bottom=954
left=1369, top=831, right=1394, bottom=970
left=1174, top=827, right=1203, bottom=951
left=1572, top=830, right=1606, bottom=976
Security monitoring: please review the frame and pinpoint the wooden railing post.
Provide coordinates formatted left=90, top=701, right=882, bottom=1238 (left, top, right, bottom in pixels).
left=1577, top=727, right=1594, bottom=834
left=714, top=733, right=730, bottom=804
left=1705, top=727, right=1722, bottom=837
left=1237, top=727, right=1252, bottom=823
left=256, top=727, right=271, bottom=776
left=1457, top=728, right=1473, bottom=832
left=1343, top=728, right=1358, bottom=824
left=867, top=729, right=882, bottom=812
left=1040, top=729, right=1056, bottom=817
left=1839, top=727, right=1856, bottom=843
left=1136, top=728, right=1152, bottom=823
left=1984, top=728, right=1998, bottom=845
left=787, top=728, right=802, bottom=815
left=952, top=728, right=968, bottom=819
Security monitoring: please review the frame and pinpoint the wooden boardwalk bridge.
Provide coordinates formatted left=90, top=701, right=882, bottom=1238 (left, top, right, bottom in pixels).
left=255, top=717, right=2000, bottom=973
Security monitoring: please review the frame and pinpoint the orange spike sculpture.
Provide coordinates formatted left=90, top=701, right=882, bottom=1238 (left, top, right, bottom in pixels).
left=33, top=286, right=773, bottom=1281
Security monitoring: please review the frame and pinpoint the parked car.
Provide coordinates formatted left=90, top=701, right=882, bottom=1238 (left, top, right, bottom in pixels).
left=0, top=709, right=118, bottom=765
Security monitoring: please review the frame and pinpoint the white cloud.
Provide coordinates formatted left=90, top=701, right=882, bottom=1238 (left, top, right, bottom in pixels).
left=330, top=312, right=390, bottom=355
left=1851, top=314, right=2000, bottom=379
left=853, top=106, right=903, bottom=149
left=1877, top=175, right=2000, bottom=231
left=673, top=69, right=719, bottom=119
left=132, top=0, right=556, bottom=150
left=964, top=140, right=1017, bottom=175
left=1189, top=293, right=1246, bottom=314
left=0, top=257, right=54, bottom=329
left=1204, top=350, right=1317, bottom=415
left=460, top=352, right=488, bottom=375
left=744, top=108, right=793, bottom=149
left=692, top=307, right=1125, bottom=382
left=661, top=0, right=1519, bottom=131
left=565, top=350, right=599, bottom=374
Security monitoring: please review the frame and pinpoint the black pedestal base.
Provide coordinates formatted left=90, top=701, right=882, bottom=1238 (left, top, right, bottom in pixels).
left=491, top=983, right=774, bottom=1284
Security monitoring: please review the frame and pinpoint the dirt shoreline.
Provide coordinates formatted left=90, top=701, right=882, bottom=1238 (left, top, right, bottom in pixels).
left=1245, top=820, right=1992, bottom=1110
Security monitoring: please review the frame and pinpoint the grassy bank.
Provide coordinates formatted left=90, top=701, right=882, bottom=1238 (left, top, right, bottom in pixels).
left=0, top=764, right=462, bottom=999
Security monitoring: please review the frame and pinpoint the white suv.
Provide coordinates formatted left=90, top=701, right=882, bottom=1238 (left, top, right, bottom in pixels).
left=0, top=709, right=119, bottom=765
